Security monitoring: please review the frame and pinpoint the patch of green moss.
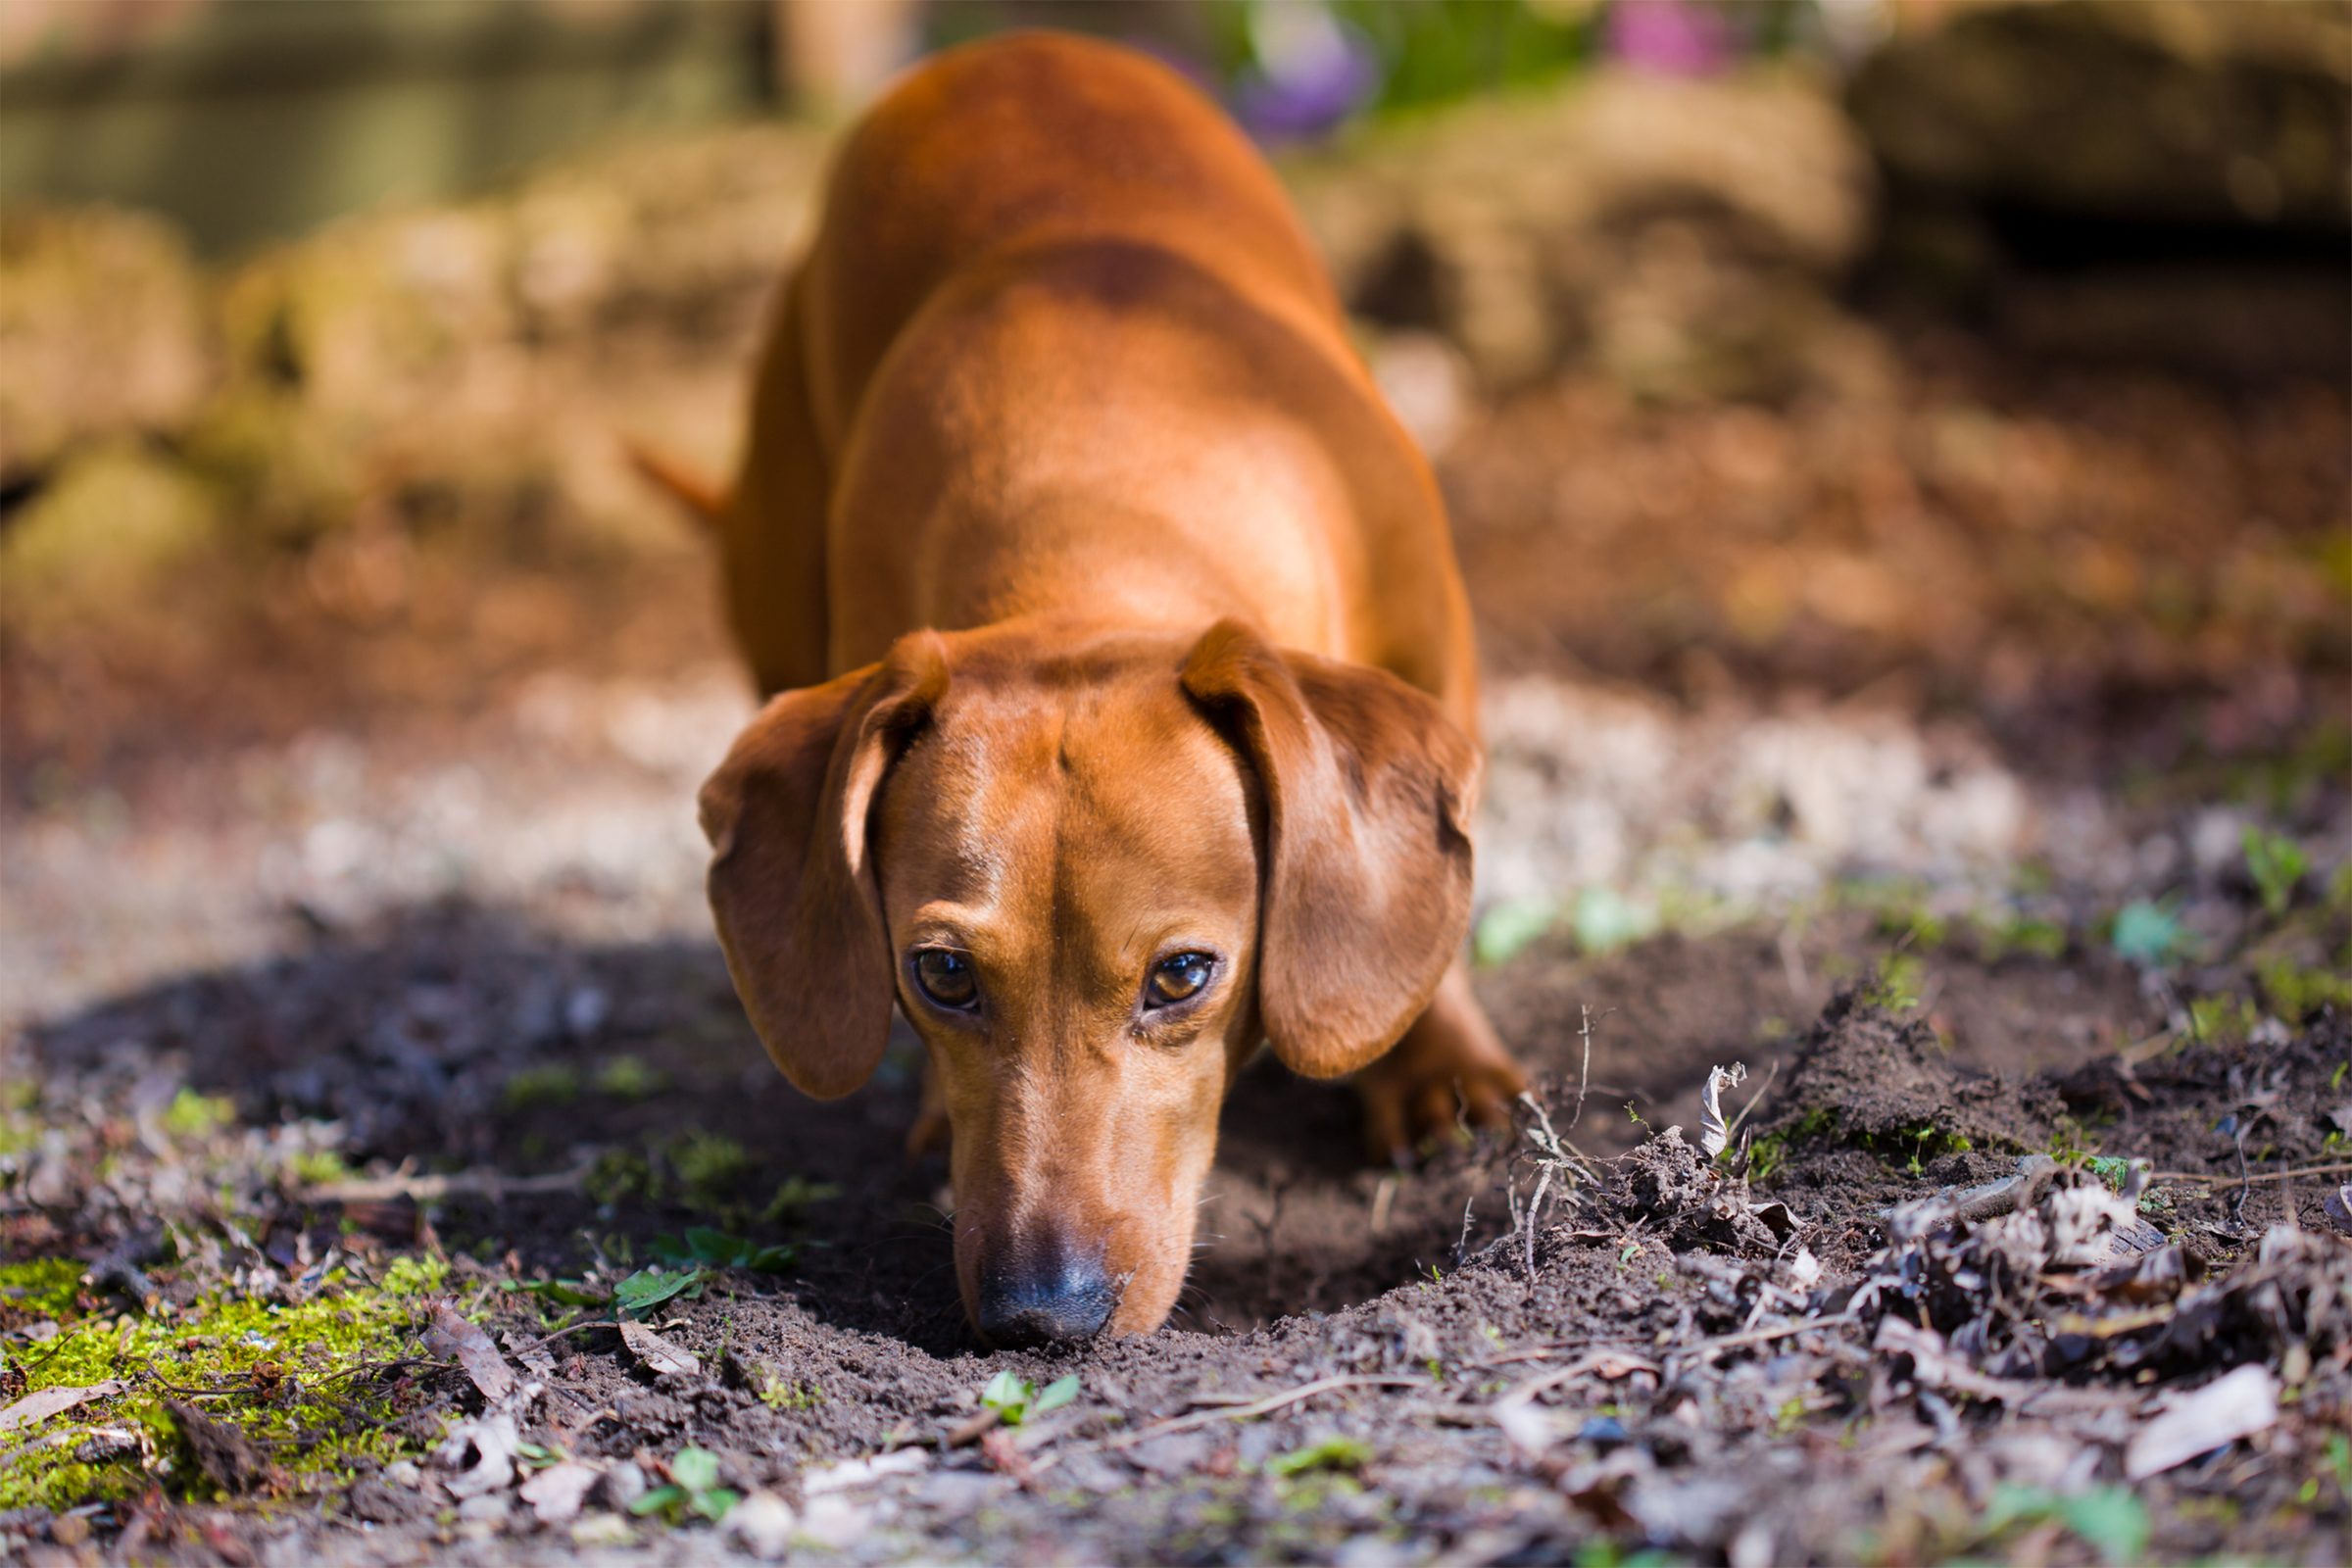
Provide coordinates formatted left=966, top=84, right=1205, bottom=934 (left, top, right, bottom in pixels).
left=0, top=1263, right=442, bottom=1511
left=162, top=1088, right=235, bottom=1141
left=1862, top=1121, right=1974, bottom=1175
left=1860, top=954, right=1927, bottom=1013
left=757, top=1376, right=822, bottom=1411
left=287, top=1149, right=353, bottom=1187
left=2255, top=956, right=2352, bottom=1021
left=0, top=1257, right=87, bottom=1323
left=592, top=1054, right=666, bottom=1100
left=586, top=1149, right=658, bottom=1206
left=2184, top=993, right=2265, bottom=1047
left=668, top=1132, right=752, bottom=1208
left=1971, top=911, right=2069, bottom=962
left=500, top=1063, right=582, bottom=1110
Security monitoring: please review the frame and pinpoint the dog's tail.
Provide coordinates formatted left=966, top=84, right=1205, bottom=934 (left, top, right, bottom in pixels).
left=623, top=439, right=728, bottom=534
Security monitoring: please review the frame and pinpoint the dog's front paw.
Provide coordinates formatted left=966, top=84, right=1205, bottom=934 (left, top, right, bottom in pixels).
left=1355, top=1037, right=1525, bottom=1167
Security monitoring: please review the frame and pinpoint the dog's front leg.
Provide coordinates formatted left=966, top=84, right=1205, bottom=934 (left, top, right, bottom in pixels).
left=1353, top=959, right=1526, bottom=1165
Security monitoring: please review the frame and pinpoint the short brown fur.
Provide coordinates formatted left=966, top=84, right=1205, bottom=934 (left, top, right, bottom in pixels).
left=694, top=32, right=1524, bottom=1340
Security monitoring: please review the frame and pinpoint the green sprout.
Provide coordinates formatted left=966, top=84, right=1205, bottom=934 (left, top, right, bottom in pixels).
left=652, top=1227, right=795, bottom=1274
left=630, top=1446, right=738, bottom=1525
left=2241, top=827, right=2308, bottom=919
left=979, top=1370, right=1080, bottom=1426
left=1268, top=1435, right=1373, bottom=1478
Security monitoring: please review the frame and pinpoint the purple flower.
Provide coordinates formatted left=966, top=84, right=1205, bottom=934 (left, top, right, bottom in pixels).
left=1231, top=8, right=1381, bottom=143
left=1604, top=0, right=1732, bottom=77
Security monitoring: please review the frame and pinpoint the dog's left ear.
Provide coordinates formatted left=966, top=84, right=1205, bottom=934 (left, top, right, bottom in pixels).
left=1182, top=619, right=1480, bottom=1079
left=698, top=634, right=949, bottom=1099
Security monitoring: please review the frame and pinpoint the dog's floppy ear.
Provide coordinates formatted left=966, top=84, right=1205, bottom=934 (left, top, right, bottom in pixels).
left=1181, top=619, right=1480, bottom=1079
left=698, top=634, right=949, bottom=1099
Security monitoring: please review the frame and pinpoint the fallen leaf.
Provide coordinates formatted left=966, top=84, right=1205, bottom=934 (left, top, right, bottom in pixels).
left=2323, top=1182, right=2352, bottom=1238
left=1699, top=1062, right=1746, bottom=1158
left=520, top=1461, right=601, bottom=1526
left=0, top=1380, right=122, bottom=1434
left=2125, top=1364, right=2278, bottom=1480
left=168, top=1399, right=276, bottom=1494
left=437, top=1411, right=521, bottom=1497
left=618, top=1319, right=702, bottom=1377
left=804, top=1446, right=931, bottom=1494
left=426, top=1302, right=517, bottom=1405
left=725, top=1490, right=799, bottom=1559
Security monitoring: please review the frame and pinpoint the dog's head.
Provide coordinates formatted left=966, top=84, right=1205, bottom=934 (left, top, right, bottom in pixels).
left=697, top=618, right=1477, bottom=1343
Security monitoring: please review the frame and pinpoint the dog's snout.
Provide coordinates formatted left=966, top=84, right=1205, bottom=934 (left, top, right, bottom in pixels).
left=975, top=1253, right=1115, bottom=1348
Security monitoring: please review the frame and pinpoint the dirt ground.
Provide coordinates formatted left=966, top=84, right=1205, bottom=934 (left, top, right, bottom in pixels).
left=4, top=152, right=2350, bottom=1568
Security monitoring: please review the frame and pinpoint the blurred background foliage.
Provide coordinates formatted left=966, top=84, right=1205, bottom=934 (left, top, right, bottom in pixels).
left=0, top=0, right=2345, bottom=791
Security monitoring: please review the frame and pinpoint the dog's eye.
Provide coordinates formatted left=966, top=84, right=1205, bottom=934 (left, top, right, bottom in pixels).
left=1146, top=952, right=1215, bottom=1008
left=911, top=949, right=979, bottom=1010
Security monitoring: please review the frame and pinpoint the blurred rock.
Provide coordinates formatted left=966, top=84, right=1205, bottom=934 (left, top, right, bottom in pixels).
left=0, top=208, right=213, bottom=481
left=1286, top=67, right=1876, bottom=397
left=1851, top=0, right=2352, bottom=229
left=0, top=441, right=223, bottom=640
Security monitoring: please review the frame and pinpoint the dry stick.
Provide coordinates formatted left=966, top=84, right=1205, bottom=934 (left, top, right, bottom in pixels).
left=303, top=1161, right=597, bottom=1204
left=2145, top=1159, right=2352, bottom=1186
left=1045, top=1374, right=1427, bottom=1468
left=1668, top=1312, right=1859, bottom=1366
left=1568, top=1004, right=1596, bottom=1130
left=1723, top=1057, right=1782, bottom=1145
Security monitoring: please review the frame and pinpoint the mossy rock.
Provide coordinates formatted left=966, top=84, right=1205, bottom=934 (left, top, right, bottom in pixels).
left=1851, top=0, right=2352, bottom=228
left=0, top=442, right=225, bottom=639
left=0, top=207, right=214, bottom=480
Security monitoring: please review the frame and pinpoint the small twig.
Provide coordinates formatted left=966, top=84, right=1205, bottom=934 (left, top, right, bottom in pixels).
left=301, top=1161, right=597, bottom=1204
left=1568, top=1004, right=1599, bottom=1130
left=510, top=1319, right=621, bottom=1358
left=2144, top=1159, right=2352, bottom=1186
left=1059, top=1374, right=1426, bottom=1464
left=1666, top=1313, right=1859, bottom=1373
left=1724, top=1058, right=1782, bottom=1144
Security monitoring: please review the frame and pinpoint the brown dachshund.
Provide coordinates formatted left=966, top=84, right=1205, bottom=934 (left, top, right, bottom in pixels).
left=685, top=31, right=1525, bottom=1345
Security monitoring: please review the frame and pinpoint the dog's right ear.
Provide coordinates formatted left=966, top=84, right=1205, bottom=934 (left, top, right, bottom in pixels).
left=698, top=635, right=949, bottom=1099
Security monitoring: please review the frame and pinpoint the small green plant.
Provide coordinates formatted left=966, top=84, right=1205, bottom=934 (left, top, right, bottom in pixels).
left=629, top=1446, right=738, bottom=1526
left=1473, top=897, right=1555, bottom=967
left=2081, top=1154, right=2132, bottom=1191
left=614, top=1266, right=708, bottom=1319
left=759, top=1376, right=822, bottom=1410
left=668, top=1132, right=753, bottom=1207
left=288, top=1149, right=352, bottom=1187
left=652, top=1227, right=794, bottom=1274
left=161, top=1089, right=234, bottom=1141
left=2184, top=993, right=2264, bottom=1046
left=2110, top=900, right=2186, bottom=966
left=1861, top=953, right=1926, bottom=1013
left=2241, top=827, right=2308, bottom=919
left=1570, top=886, right=1655, bottom=956
left=1267, top=1435, right=1373, bottom=1478
left=1980, top=1484, right=2149, bottom=1567
left=979, top=1370, right=1080, bottom=1426
left=2255, top=955, right=2352, bottom=1020
left=499, top=1064, right=581, bottom=1110
left=592, top=1054, right=667, bottom=1099
left=585, top=1149, right=657, bottom=1205
left=1973, top=911, right=2067, bottom=962
left=759, top=1176, right=843, bottom=1224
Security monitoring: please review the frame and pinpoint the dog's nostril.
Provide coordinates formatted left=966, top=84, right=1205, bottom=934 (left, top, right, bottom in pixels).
left=975, top=1263, right=1115, bottom=1348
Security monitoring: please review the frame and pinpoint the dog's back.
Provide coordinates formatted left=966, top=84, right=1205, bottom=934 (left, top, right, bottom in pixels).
left=724, top=31, right=1477, bottom=723
left=803, top=30, right=1348, bottom=427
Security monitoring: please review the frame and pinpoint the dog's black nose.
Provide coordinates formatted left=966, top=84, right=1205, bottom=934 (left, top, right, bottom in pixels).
left=975, top=1255, right=1115, bottom=1348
